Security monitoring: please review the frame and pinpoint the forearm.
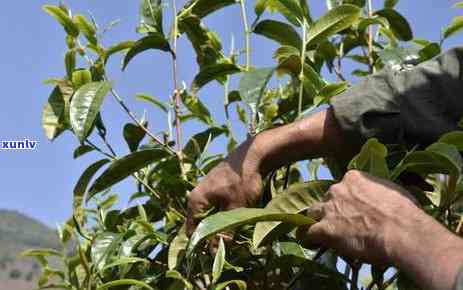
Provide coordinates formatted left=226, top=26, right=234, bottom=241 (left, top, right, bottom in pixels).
left=388, top=210, right=463, bottom=290
left=253, top=107, right=358, bottom=175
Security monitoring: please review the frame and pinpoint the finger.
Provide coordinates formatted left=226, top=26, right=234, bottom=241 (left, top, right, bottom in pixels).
left=307, top=202, right=325, bottom=221
left=322, top=189, right=334, bottom=202
left=186, top=193, right=211, bottom=237
left=298, top=220, right=334, bottom=249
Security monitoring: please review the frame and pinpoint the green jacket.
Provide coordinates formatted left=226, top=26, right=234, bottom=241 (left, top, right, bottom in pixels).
left=331, top=47, right=463, bottom=290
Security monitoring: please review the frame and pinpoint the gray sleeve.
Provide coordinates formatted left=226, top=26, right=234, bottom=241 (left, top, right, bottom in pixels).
left=330, top=47, right=463, bottom=147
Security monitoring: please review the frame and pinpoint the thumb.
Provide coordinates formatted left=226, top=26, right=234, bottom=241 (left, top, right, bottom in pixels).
left=296, top=220, right=332, bottom=249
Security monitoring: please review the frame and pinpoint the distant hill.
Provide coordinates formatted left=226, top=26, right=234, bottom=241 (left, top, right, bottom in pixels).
left=0, top=209, right=62, bottom=290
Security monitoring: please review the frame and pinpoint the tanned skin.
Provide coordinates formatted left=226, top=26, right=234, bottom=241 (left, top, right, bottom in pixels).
left=186, top=107, right=463, bottom=290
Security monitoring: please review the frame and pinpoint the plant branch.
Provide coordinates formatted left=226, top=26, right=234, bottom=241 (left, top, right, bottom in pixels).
left=239, top=0, right=251, bottom=70
left=109, top=88, right=176, bottom=156
left=97, top=130, right=117, bottom=157
left=367, top=0, right=375, bottom=73
left=334, top=57, right=347, bottom=82
left=85, top=139, right=114, bottom=159
left=171, top=0, right=187, bottom=179
left=171, top=0, right=183, bottom=152
left=85, top=139, right=161, bottom=200
left=350, top=262, right=360, bottom=290
left=334, top=42, right=347, bottom=81
left=76, top=38, right=174, bottom=155
left=379, top=272, right=398, bottom=290
left=298, top=20, right=308, bottom=118
left=77, top=37, right=175, bottom=156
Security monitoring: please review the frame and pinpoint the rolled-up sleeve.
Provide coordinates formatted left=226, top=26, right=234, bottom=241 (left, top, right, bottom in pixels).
left=331, top=47, right=463, bottom=147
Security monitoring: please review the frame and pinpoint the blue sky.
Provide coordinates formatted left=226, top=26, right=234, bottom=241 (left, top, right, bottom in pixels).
left=0, top=0, right=461, bottom=226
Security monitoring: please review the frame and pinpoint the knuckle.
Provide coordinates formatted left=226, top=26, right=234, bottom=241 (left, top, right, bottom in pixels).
left=187, top=190, right=201, bottom=204
left=345, top=169, right=362, bottom=180
left=328, top=183, right=343, bottom=196
left=328, top=184, right=338, bottom=193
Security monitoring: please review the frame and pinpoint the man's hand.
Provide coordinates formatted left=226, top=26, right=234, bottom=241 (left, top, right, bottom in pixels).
left=299, top=170, right=463, bottom=290
left=299, top=170, right=420, bottom=264
left=186, top=138, right=265, bottom=236
left=186, top=108, right=357, bottom=236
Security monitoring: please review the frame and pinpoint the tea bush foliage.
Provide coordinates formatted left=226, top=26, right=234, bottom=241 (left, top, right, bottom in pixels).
left=25, top=0, right=463, bottom=289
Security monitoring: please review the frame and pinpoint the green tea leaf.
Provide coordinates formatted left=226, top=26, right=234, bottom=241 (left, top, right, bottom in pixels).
left=65, top=50, right=76, bottom=79
left=87, top=148, right=169, bottom=200
left=345, top=0, right=366, bottom=7
left=239, top=67, right=275, bottom=110
left=97, top=279, right=153, bottom=290
left=213, top=280, right=247, bottom=290
left=180, top=0, right=236, bottom=19
left=188, top=208, right=316, bottom=254
left=123, top=33, right=171, bottom=70
left=319, top=82, right=348, bottom=99
left=103, top=41, right=135, bottom=64
left=92, top=232, right=122, bottom=272
left=306, top=5, right=361, bottom=46
left=73, top=145, right=95, bottom=159
left=393, top=143, right=463, bottom=179
left=98, top=194, right=119, bottom=210
left=348, top=138, right=389, bottom=178
left=21, top=249, right=63, bottom=258
left=71, top=69, right=92, bottom=89
left=212, top=238, right=226, bottom=284
left=254, top=0, right=308, bottom=26
left=101, top=257, right=148, bottom=271
left=439, top=131, right=463, bottom=151
left=43, top=5, right=79, bottom=37
left=168, top=225, right=189, bottom=270
left=379, top=47, right=420, bottom=70
left=418, top=42, right=441, bottom=62
left=357, top=16, right=389, bottom=32
left=375, top=9, right=413, bottom=41
left=384, top=0, right=399, bottom=8
left=123, top=123, right=147, bottom=152
left=42, top=83, right=73, bottom=141
left=326, top=0, right=340, bottom=10
left=70, top=81, right=112, bottom=142
left=276, top=0, right=306, bottom=25
left=74, top=14, right=97, bottom=45
left=443, top=16, right=463, bottom=40
left=426, top=142, right=463, bottom=176
left=178, top=15, right=225, bottom=68
left=184, top=126, right=228, bottom=160
left=135, top=93, right=169, bottom=112
left=181, top=92, right=213, bottom=125
left=138, top=0, right=164, bottom=35
left=253, top=180, right=332, bottom=248
left=254, top=20, right=302, bottom=49
left=236, top=104, right=249, bottom=124
left=192, top=63, right=242, bottom=92
left=166, top=270, right=193, bottom=289
left=74, top=159, right=110, bottom=223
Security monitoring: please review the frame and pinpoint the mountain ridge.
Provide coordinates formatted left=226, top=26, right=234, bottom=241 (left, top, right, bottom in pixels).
left=0, top=208, right=63, bottom=290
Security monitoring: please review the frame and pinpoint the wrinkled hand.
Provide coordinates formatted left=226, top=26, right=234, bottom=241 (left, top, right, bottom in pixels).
left=186, top=138, right=264, bottom=236
left=299, top=170, right=423, bottom=265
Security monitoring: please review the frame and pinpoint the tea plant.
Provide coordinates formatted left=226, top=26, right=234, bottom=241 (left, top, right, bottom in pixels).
left=24, top=0, right=463, bottom=289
